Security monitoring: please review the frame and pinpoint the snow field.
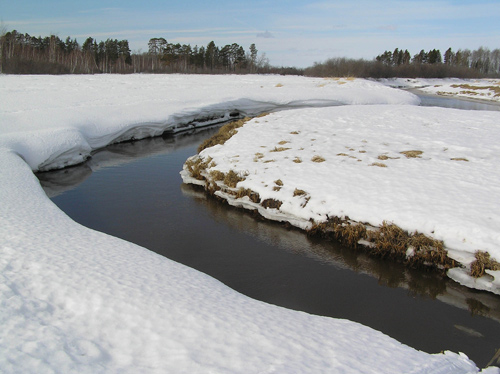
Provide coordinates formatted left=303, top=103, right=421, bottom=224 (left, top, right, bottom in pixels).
left=181, top=105, right=500, bottom=295
left=383, top=78, right=500, bottom=103
left=1, top=74, right=498, bottom=373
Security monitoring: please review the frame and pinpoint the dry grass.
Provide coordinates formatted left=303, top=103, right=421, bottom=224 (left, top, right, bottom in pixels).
left=235, top=187, right=261, bottom=203
left=270, top=147, right=291, bottom=152
left=310, top=219, right=453, bottom=269
left=400, top=150, right=423, bottom=158
left=451, top=157, right=469, bottom=162
left=309, top=217, right=367, bottom=248
left=311, top=155, right=326, bottom=163
left=223, top=170, right=245, bottom=188
left=261, top=198, right=283, bottom=209
left=451, top=84, right=500, bottom=97
left=370, top=162, right=387, bottom=168
left=274, top=179, right=283, bottom=186
left=290, top=131, right=300, bottom=135
left=367, top=222, right=453, bottom=269
left=337, top=153, right=349, bottom=157
left=470, top=251, right=500, bottom=277
left=185, top=156, right=212, bottom=181
left=209, top=170, right=225, bottom=181
left=293, top=188, right=307, bottom=197
left=275, top=83, right=284, bottom=87
left=197, top=117, right=250, bottom=153
left=278, top=140, right=290, bottom=145
left=253, top=152, right=264, bottom=162
left=293, top=157, right=302, bottom=163
left=377, top=154, right=389, bottom=160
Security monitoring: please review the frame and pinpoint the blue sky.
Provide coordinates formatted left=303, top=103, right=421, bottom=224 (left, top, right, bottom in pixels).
left=2, top=0, right=499, bottom=67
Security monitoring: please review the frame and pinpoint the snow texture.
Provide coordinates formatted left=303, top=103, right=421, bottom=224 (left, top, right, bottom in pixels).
left=1, top=74, right=497, bottom=373
left=382, top=78, right=500, bottom=103
left=182, top=103, right=500, bottom=296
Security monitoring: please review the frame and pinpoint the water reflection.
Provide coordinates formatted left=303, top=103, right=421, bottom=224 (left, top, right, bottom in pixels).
left=182, top=183, right=500, bottom=323
left=37, top=96, right=500, bottom=367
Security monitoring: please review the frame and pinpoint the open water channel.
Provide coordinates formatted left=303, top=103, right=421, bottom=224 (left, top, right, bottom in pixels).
left=37, top=94, right=500, bottom=368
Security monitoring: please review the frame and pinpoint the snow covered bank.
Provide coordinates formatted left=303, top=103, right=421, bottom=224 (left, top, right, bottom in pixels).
left=382, top=78, right=500, bottom=103
left=181, top=105, right=500, bottom=296
left=0, top=74, right=418, bottom=171
left=3, top=74, right=493, bottom=372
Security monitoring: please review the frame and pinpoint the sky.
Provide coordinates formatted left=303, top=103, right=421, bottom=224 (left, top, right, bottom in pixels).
left=1, top=0, right=499, bottom=68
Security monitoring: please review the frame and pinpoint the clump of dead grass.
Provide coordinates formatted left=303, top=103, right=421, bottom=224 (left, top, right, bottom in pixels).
left=270, top=146, right=291, bottom=152
left=293, top=188, right=307, bottom=197
left=278, top=140, right=290, bottom=145
left=275, top=83, right=284, bottom=87
left=470, top=251, right=500, bottom=278
left=368, top=222, right=454, bottom=269
left=293, top=157, right=302, bottom=163
left=234, top=187, right=261, bottom=203
left=400, top=150, right=423, bottom=158
left=290, top=131, right=300, bottom=135
left=224, top=170, right=246, bottom=188
left=261, top=198, right=283, bottom=210
left=310, top=219, right=453, bottom=269
left=309, top=217, right=367, bottom=248
left=253, top=152, right=264, bottom=162
left=311, top=155, right=326, bottom=163
left=274, top=179, right=283, bottom=186
left=451, top=157, right=469, bottom=162
left=198, top=117, right=250, bottom=153
left=370, top=162, right=387, bottom=168
left=184, top=156, right=212, bottom=180
left=209, top=170, right=225, bottom=181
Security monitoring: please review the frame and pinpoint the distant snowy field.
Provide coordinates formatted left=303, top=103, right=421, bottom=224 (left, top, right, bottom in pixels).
left=1, top=74, right=498, bottom=373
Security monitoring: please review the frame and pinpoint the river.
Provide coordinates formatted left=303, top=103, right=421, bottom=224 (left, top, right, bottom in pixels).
left=37, top=93, right=500, bottom=368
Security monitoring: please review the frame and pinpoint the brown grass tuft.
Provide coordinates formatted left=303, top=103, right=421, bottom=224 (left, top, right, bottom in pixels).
left=311, top=155, right=326, bottom=163
left=185, top=156, right=212, bottom=181
left=261, top=199, right=283, bottom=210
left=370, top=162, right=387, bottom=168
left=293, top=157, right=302, bottom=163
left=451, top=157, right=469, bottom=162
left=290, top=131, right=300, bottom=135
left=197, top=118, right=250, bottom=153
left=224, top=170, right=245, bottom=188
left=400, top=150, right=423, bottom=158
left=293, top=188, right=307, bottom=197
left=470, top=251, right=500, bottom=278
left=270, top=147, right=291, bottom=152
left=274, top=179, right=283, bottom=186
left=278, top=140, right=290, bottom=145
left=235, top=188, right=261, bottom=203
left=275, top=83, right=284, bottom=87
left=209, top=170, right=225, bottom=181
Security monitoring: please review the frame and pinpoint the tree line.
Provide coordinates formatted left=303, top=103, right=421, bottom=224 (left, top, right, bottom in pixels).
left=0, top=30, right=270, bottom=74
left=1, top=29, right=499, bottom=78
left=305, top=47, right=500, bottom=78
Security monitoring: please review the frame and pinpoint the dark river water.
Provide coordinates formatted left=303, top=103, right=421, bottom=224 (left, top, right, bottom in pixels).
left=37, top=94, right=500, bottom=368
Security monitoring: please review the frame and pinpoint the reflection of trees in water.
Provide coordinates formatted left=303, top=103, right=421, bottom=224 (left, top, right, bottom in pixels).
left=466, top=298, right=491, bottom=317
left=37, top=126, right=221, bottom=197
left=182, top=183, right=500, bottom=321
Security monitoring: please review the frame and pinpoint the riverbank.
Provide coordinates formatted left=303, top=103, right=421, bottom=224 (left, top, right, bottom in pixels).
left=181, top=104, right=500, bottom=296
left=381, top=78, right=500, bottom=105
left=5, top=75, right=493, bottom=373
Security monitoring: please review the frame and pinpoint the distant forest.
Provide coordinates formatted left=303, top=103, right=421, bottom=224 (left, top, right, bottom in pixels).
left=0, top=30, right=273, bottom=74
left=1, top=29, right=499, bottom=78
left=305, top=47, right=500, bottom=78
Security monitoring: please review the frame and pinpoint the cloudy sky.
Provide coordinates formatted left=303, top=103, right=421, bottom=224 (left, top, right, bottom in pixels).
left=2, top=0, right=499, bottom=67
